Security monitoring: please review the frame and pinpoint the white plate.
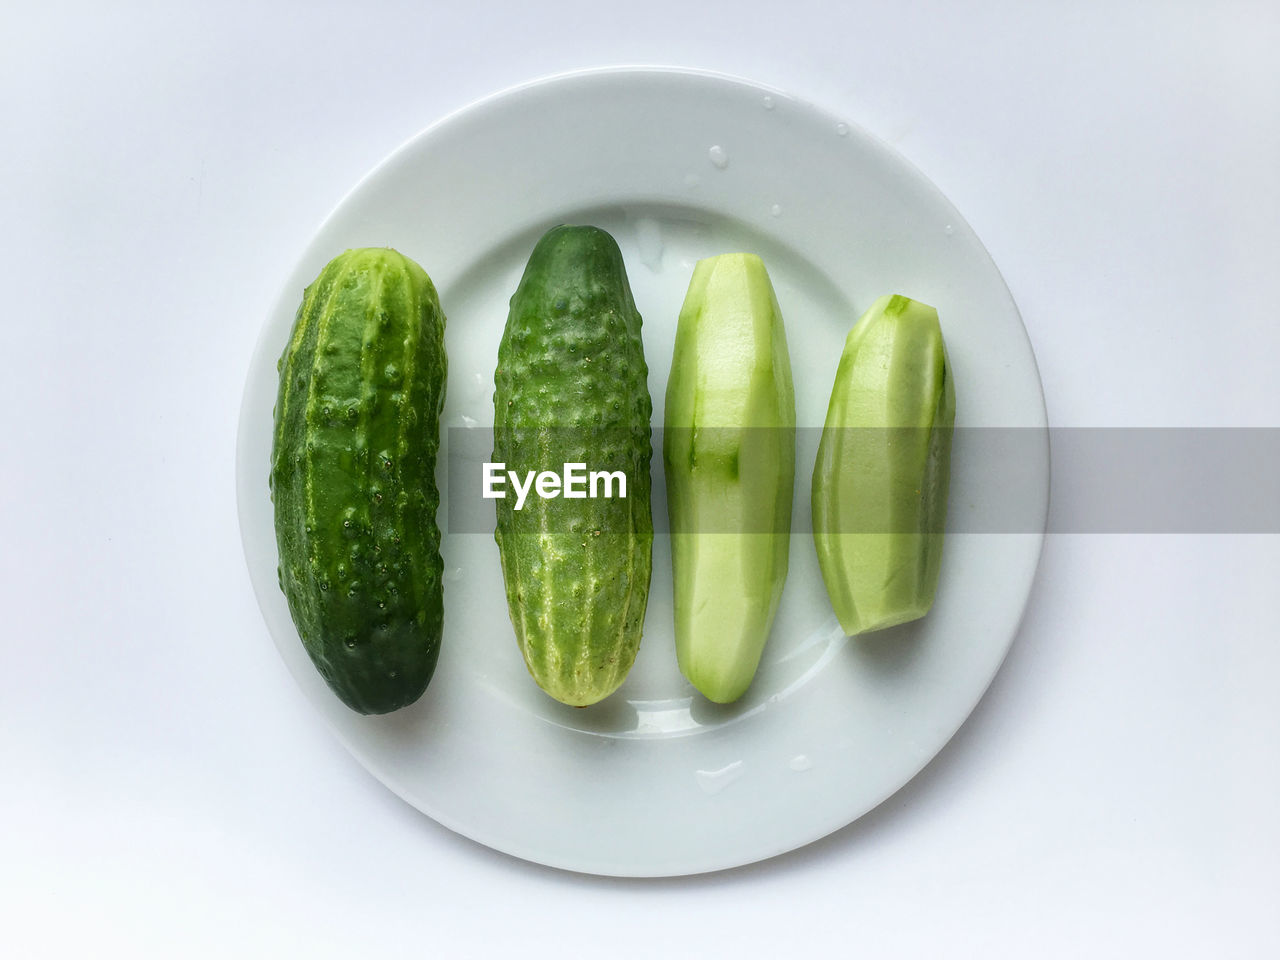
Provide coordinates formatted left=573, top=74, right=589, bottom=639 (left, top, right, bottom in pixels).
left=237, top=66, right=1048, bottom=877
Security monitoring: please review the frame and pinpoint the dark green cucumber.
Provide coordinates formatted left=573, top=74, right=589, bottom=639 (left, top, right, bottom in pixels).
left=270, top=248, right=447, bottom=714
left=493, top=225, right=653, bottom=707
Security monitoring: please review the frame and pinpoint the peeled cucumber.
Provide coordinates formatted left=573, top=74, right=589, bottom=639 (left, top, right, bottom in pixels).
left=811, top=294, right=955, bottom=636
left=664, top=253, right=795, bottom=703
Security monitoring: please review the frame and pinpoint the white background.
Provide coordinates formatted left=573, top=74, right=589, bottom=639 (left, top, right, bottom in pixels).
left=3, top=1, right=1277, bottom=956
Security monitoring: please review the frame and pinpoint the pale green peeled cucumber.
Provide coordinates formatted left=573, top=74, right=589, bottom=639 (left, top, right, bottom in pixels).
left=664, top=253, right=795, bottom=703
left=811, top=294, right=955, bottom=636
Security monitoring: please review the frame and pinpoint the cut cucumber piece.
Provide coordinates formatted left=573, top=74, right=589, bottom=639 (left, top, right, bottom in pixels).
left=811, top=294, right=956, bottom=636
left=664, top=253, right=795, bottom=703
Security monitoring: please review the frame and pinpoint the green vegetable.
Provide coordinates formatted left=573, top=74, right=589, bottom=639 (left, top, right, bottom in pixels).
left=493, top=225, right=654, bottom=706
left=811, top=294, right=955, bottom=635
left=270, top=248, right=447, bottom=714
left=664, top=253, right=796, bottom=703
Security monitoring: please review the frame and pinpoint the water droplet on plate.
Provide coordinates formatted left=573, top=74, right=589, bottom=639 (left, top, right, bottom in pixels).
left=762, top=95, right=775, bottom=110
left=835, top=122, right=849, bottom=137
left=769, top=203, right=782, bottom=218
left=789, top=754, right=812, bottom=772
left=708, top=145, right=729, bottom=170
left=444, top=567, right=463, bottom=583
left=634, top=217, right=663, bottom=272
left=696, top=760, right=745, bottom=795
left=943, top=223, right=955, bottom=236
left=460, top=414, right=478, bottom=429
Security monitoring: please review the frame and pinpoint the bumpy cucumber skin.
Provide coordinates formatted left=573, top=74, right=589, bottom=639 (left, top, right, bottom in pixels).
left=271, top=248, right=447, bottom=715
left=811, top=294, right=955, bottom=636
left=664, top=253, right=795, bottom=704
left=493, top=225, right=653, bottom=707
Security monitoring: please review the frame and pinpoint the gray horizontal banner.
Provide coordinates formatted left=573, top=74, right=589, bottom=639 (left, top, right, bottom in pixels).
left=441, top=427, right=1279, bottom=534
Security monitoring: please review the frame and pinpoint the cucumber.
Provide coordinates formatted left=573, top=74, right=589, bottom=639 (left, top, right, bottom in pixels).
left=663, top=253, right=795, bottom=703
left=270, top=248, right=447, bottom=714
left=493, top=225, right=653, bottom=707
left=811, top=294, right=955, bottom=635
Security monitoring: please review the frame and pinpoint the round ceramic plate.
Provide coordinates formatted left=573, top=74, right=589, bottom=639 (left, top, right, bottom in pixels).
left=237, top=66, right=1048, bottom=877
